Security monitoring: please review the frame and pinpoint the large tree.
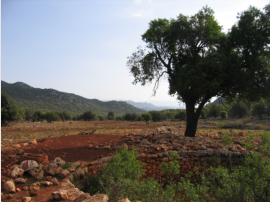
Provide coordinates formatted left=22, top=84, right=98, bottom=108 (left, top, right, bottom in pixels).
left=127, top=5, right=270, bottom=137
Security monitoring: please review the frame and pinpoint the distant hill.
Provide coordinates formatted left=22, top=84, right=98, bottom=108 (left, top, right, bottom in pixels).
left=125, top=100, right=180, bottom=111
left=206, top=97, right=226, bottom=106
left=1, top=81, right=145, bottom=116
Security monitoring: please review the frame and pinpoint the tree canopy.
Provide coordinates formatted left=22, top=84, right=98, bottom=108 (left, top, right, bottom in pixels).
left=127, top=5, right=270, bottom=137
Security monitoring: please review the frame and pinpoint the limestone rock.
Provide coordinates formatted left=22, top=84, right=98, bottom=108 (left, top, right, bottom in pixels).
left=6, top=194, right=13, bottom=199
left=73, top=168, right=86, bottom=179
left=29, top=185, right=40, bottom=196
left=28, top=139, right=37, bottom=144
left=16, top=188, right=21, bottom=192
left=33, top=170, right=44, bottom=180
left=118, top=199, right=131, bottom=202
left=69, top=161, right=81, bottom=172
left=74, top=193, right=91, bottom=202
left=51, top=177, right=59, bottom=185
left=51, top=190, right=68, bottom=200
left=3, top=181, right=16, bottom=192
left=47, top=166, right=62, bottom=176
left=87, top=194, right=109, bottom=202
left=12, top=144, right=21, bottom=148
left=58, top=169, right=70, bottom=178
left=45, top=176, right=52, bottom=181
left=53, top=157, right=65, bottom=166
left=15, top=178, right=26, bottom=184
left=22, top=196, right=31, bottom=202
left=60, top=179, right=75, bottom=190
left=66, top=188, right=83, bottom=200
left=22, top=186, right=29, bottom=191
left=10, top=167, right=24, bottom=178
left=17, top=149, right=24, bottom=155
left=21, top=143, right=28, bottom=147
left=20, top=160, right=39, bottom=171
left=40, top=181, right=53, bottom=186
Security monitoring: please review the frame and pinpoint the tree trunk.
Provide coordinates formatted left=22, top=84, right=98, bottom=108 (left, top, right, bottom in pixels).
left=184, top=101, right=198, bottom=137
left=184, top=97, right=210, bottom=137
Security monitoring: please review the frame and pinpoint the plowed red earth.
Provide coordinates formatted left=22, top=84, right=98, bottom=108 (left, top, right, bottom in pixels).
left=1, top=133, right=127, bottom=201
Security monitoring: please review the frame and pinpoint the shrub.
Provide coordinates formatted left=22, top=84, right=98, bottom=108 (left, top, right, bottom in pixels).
left=230, top=102, right=249, bottom=118
left=220, top=110, right=228, bottom=119
left=252, top=102, right=266, bottom=119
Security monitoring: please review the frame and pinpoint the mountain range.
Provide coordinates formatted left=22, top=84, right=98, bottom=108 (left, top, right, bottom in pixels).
left=1, top=81, right=146, bottom=116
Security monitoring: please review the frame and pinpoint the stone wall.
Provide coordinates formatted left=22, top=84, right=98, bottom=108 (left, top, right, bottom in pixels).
left=87, top=150, right=247, bottom=184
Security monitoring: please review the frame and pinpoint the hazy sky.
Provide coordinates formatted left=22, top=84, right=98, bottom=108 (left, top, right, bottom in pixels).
left=1, top=0, right=269, bottom=107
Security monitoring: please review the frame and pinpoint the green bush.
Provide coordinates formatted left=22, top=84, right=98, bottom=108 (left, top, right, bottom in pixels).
left=220, top=110, right=228, bottom=119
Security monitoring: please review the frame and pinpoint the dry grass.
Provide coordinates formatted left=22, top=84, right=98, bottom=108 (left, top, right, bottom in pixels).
left=1, top=118, right=269, bottom=145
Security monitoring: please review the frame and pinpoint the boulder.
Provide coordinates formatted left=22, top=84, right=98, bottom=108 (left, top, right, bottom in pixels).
left=17, top=149, right=24, bottom=155
left=66, top=188, right=83, bottom=200
left=58, top=169, right=70, bottom=178
left=3, top=181, right=16, bottom=192
left=51, top=177, right=59, bottom=185
left=15, top=178, right=26, bottom=184
left=53, top=157, right=65, bottom=166
left=40, top=181, right=53, bottom=186
left=60, top=179, right=75, bottom=190
left=22, top=196, right=31, bottom=202
left=20, top=160, right=39, bottom=171
left=28, top=139, right=37, bottom=144
left=87, top=194, right=109, bottom=202
left=51, top=190, right=68, bottom=200
left=47, top=167, right=62, bottom=176
left=118, top=199, right=131, bottom=202
left=74, top=193, right=91, bottom=202
left=10, top=167, right=24, bottom=178
left=29, top=185, right=40, bottom=196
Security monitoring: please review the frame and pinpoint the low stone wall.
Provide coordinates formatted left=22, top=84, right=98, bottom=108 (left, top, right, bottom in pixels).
left=86, top=150, right=247, bottom=184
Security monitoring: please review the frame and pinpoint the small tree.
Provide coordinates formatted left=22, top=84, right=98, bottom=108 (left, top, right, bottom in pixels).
left=44, top=111, right=59, bottom=123
left=252, top=102, right=266, bottom=119
left=230, top=102, right=249, bottom=118
left=141, top=113, right=152, bottom=124
left=83, top=110, right=96, bottom=121
left=108, top=111, right=115, bottom=120
left=175, top=110, right=186, bottom=120
left=220, top=110, right=228, bottom=119
left=1, top=92, right=21, bottom=123
left=200, top=110, right=207, bottom=119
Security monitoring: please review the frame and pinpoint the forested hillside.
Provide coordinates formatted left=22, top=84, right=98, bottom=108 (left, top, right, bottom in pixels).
left=1, top=81, right=145, bottom=116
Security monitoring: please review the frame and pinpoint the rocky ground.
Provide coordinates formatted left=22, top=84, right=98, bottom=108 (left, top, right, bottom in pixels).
left=1, top=121, right=266, bottom=201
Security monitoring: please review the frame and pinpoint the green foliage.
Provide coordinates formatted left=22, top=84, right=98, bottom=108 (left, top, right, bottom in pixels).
left=107, top=111, right=115, bottom=120
left=175, top=110, right=186, bottom=120
left=220, top=131, right=234, bottom=146
left=216, top=122, right=225, bottom=128
left=220, top=110, right=228, bottom=119
left=1, top=81, right=145, bottom=117
left=244, top=133, right=256, bottom=150
left=44, top=111, right=59, bottom=122
left=1, top=92, right=22, bottom=123
left=128, top=4, right=270, bottom=137
left=252, top=102, right=266, bottom=119
left=83, top=110, right=96, bottom=121
left=208, top=104, right=222, bottom=118
left=161, top=153, right=180, bottom=184
left=62, top=162, right=72, bottom=170
left=141, top=113, right=152, bottom=124
left=200, top=110, right=207, bottom=119
left=258, top=132, right=270, bottom=155
left=149, top=111, right=163, bottom=122
left=123, top=113, right=140, bottom=121
left=230, top=102, right=249, bottom=118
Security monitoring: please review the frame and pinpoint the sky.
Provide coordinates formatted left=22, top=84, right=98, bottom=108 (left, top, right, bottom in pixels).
left=1, top=0, right=269, bottom=108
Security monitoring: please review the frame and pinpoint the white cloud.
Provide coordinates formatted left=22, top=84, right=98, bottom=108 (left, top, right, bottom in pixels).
left=134, top=0, right=143, bottom=5
left=131, top=9, right=152, bottom=18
